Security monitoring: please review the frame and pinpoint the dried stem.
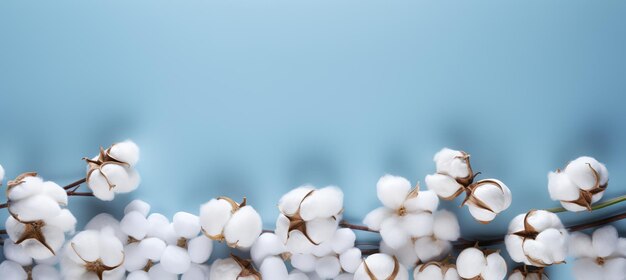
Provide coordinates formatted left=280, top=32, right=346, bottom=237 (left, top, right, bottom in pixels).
left=63, top=177, right=87, bottom=190
left=546, top=194, right=626, bottom=213
left=339, top=221, right=379, bottom=233
left=67, top=192, right=94, bottom=197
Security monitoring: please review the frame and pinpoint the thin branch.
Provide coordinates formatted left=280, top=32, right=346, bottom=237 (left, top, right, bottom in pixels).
left=63, top=177, right=87, bottom=190
left=567, top=211, right=626, bottom=232
left=0, top=203, right=7, bottom=209
left=0, top=229, right=6, bottom=235
left=67, top=192, right=94, bottom=197
left=340, top=221, right=379, bottom=233
left=546, top=194, right=626, bottom=213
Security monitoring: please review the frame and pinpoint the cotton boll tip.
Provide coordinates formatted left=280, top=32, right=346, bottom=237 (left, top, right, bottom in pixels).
left=109, top=140, right=140, bottom=166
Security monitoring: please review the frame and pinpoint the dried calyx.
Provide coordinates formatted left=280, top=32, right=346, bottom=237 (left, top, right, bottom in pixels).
left=71, top=243, right=124, bottom=280
left=231, top=254, right=262, bottom=280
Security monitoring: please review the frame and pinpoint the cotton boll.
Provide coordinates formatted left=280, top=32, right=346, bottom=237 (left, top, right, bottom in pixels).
left=124, top=200, right=151, bottom=217
left=376, top=175, right=412, bottom=209
left=354, top=253, right=408, bottom=280
left=148, top=264, right=179, bottom=280
left=456, top=248, right=486, bottom=279
left=414, top=237, right=452, bottom=263
left=425, top=174, right=463, bottom=199
left=127, top=270, right=150, bottom=280
left=223, top=205, right=262, bottom=248
left=304, top=217, right=337, bottom=244
left=85, top=213, right=127, bottom=243
left=404, top=190, right=440, bottom=213
left=3, top=240, right=33, bottom=266
left=433, top=210, right=460, bottom=241
left=299, top=187, right=343, bottom=221
left=315, top=256, right=341, bottom=279
left=380, top=241, right=418, bottom=269
left=401, top=212, right=434, bottom=238
left=0, top=260, right=28, bottom=280
left=363, top=207, right=393, bottom=231
left=146, top=213, right=176, bottom=244
left=414, top=264, right=444, bottom=280
left=311, top=239, right=333, bottom=257
left=124, top=242, right=149, bottom=272
left=339, top=248, right=362, bottom=273
left=87, top=171, right=116, bottom=201
left=138, top=237, right=167, bottom=261
left=182, top=264, right=211, bottom=280
left=188, top=235, right=213, bottom=263
left=279, top=186, right=316, bottom=216
left=32, top=264, right=61, bottom=280
left=288, top=270, right=310, bottom=280
left=10, top=194, right=62, bottom=222
left=45, top=209, right=77, bottom=233
left=592, top=225, right=618, bottom=258
left=434, top=148, right=471, bottom=179
left=99, top=163, right=140, bottom=193
left=108, top=140, right=140, bottom=166
left=199, top=199, right=233, bottom=237
left=286, top=231, right=316, bottom=255
left=482, top=252, right=507, bottom=280
left=291, top=254, right=317, bottom=272
left=61, top=229, right=125, bottom=280
left=120, top=211, right=149, bottom=240
left=173, top=212, right=201, bottom=239
left=251, top=233, right=287, bottom=265
left=572, top=258, right=603, bottom=280
left=379, top=216, right=410, bottom=249
left=260, top=256, right=289, bottom=280
left=604, top=258, right=626, bottom=280
left=547, top=172, right=579, bottom=201
left=160, top=245, right=192, bottom=274
left=210, top=258, right=244, bottom=280
left=564, top=156, right=608, bottom=190
left=330, top=228, right=356, bottom=254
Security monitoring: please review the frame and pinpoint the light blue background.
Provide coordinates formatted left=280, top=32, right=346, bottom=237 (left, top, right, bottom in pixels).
left=1, top=1, right=625, bottom=279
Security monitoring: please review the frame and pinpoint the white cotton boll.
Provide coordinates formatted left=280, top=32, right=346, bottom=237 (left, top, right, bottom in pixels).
left=127, top=270, right=150, bottom=280
left=100, top=163, right=140, bottom=193
left=311, top=239, right=333, bottom=257
left=304, top=217, right=337, bottom=244
left=173, top=212, right=201, bottom=239
left=182, top=264, right=211, bottom=280
left=468, top=204, right=497, bottom=224
left=109, top=140, right=140, bottom=166
left=339, top=248, right=362, bottom=273
left=160, top=245, right=192, bottom=274
left=380, top=216, right=411, bottom=249
left=535, top=228, right=568, bottom=264
left=32, top=264, right=61, bottom=280
left=279, top=186, right=316, bottom=216
left=561, top=202, right=588, bottom=212
left=315, top=256, right=341, bottom=279
left=472, top=180, right=512, bottom=213
left=433, top=210, right=460, bottom=241
left=363, top=207, right=393, bottom=231
left=434, top=148, right=470, bottom=178
left=402, top=212, right=434, bottom=238
left=525, top=210, right=555, bottom=232
left=223, top=205, right=262, bottom=248
left=380, top=241, right=418, bottom=269
left=504, top=235, right=526, bottom=263
left=414, top=264, right=443, bottom=280
left=572, top=258, right=603, bottom=280
left=199, top=198, right=233, bottom=237
left=522, top=239, right=551, bottom=266
left=330, top=228, right=356, bottom=254
left=564, top=156, right=608, bottom=190
left=41, top=181, right=68, bottom=206
left=3, top=240, right=33, bottom=266
left=444, top=268, right=461, bottom=280
left=604, top=258, right=626, bottom=280
left=482, top=252, right=507, bottom=280
left=11, top=195, right=62, bottom=222
left=592, top=225, right=618, bottom=258
left=188, top=235, right=213, bottom=263
left=414, top=236, right=452, bottom=263
left=291, top=254, right=317, bottom=272
left=6, top=176, right=44, bottom=201
left=210, top=258, right=244, bottom=280
left=87, top=171, right=115, bottom=201
left=124, top=200, right=151, bottom=217
left=85, top=213, right=127, bottom=243
left=286, top=231, right=316, bottom=254
left=259, top=256, right=289, bottom=280
left=0, top=260, right=28, bottom=280
left=251, top=233, right=286, bottom=265
left=376, top=175, right=412, bottom=209
left=26, top=226, right=65, bottom=260
left=299, top=187, right=343, bottom=221
left=404, top=190, right=440, bottom=213
left=456, top=248, right=486, bottom=279
left=547, top=172, right=580, bottom=201
left=98, top=229, right=125, bottom=267
left=120, top=211, right=149, bottom=240
left=569, top=232, right=594, bottom=258
left=275, top=214, right=290, bottom=242
left=45, top=209, right=77, bottom=233
left=124, top=243, right=149, bottom=272
left=138, top=237, right=166, bottom=261
left=288, top=270, right=310, bottom=280
left=425, top=174, right=463, bottom=199
left=354, top=253, right=408, bottom=280
left=147, top=214, right=177, bottom=245
left=148, top=264, right=179, bottom=280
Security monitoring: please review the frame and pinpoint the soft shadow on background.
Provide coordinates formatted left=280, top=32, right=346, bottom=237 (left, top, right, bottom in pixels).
left=1, top=1, right=625, bottom=278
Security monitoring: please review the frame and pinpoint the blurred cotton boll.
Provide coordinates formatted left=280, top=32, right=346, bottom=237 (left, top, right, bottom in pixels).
left=569, top=225, right=626, bottom=280
left=354, top=253, right=409, bottom=280
left=85, top=140, right=141, bottom=201
left=504, top=210, right=568, bottom=267
left=456, top=247, right=507, bottom=280
left=547, top=156, right=608, bottom=212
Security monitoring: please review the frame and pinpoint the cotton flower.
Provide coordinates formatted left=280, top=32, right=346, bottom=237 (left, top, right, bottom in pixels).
left=569, top=225, right=626, bottom=280
left=508, top=267, right=548, bottom=280
left=210, top=255, right=261, bottom=280
left=425, top=148, right=512, bottom=223
left=363, top=175, right=438, bottom=250
left=85, top=140, right=141, bottom=201
left=504, top=210, right=568, bottom=267
left=61, top=228, right=125, bottom=280
left=414, top=261, right=460, bottom=280
left=200, top=196, right=262, bottom=249
left=354, top=253, right=409, bottom=280
left=547, top=156, right=608, bottom=212
left=456, top=247, right=507, bottom=280
left=5, top=181, right=73, bottom=264
left=275, top=186, right=344, bottom=250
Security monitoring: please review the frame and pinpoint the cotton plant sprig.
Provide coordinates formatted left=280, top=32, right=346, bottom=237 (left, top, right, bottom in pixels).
left=2, top=143, right=626, bottom=280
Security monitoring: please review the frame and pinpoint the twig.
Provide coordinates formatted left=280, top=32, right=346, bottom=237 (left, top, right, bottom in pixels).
left=67, top=191, right=94, bottom=197
left=340, top=221, right=379, bottom=233
left=63, top=177, right=87, bottom=190
left=0, top=203, right=7, bottom=209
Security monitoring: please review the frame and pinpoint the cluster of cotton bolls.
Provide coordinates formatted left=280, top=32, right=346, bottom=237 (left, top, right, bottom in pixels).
left=425, top=148, right=512, bottom=223
left=505, top=210, right=568, bottom=267
left=548, top=156, right=609, bottom=212
left=569, top=225, right=626, bottom=280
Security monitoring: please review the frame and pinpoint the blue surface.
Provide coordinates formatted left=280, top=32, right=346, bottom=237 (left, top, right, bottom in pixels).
left=1, top=1, right=625, bottom=278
